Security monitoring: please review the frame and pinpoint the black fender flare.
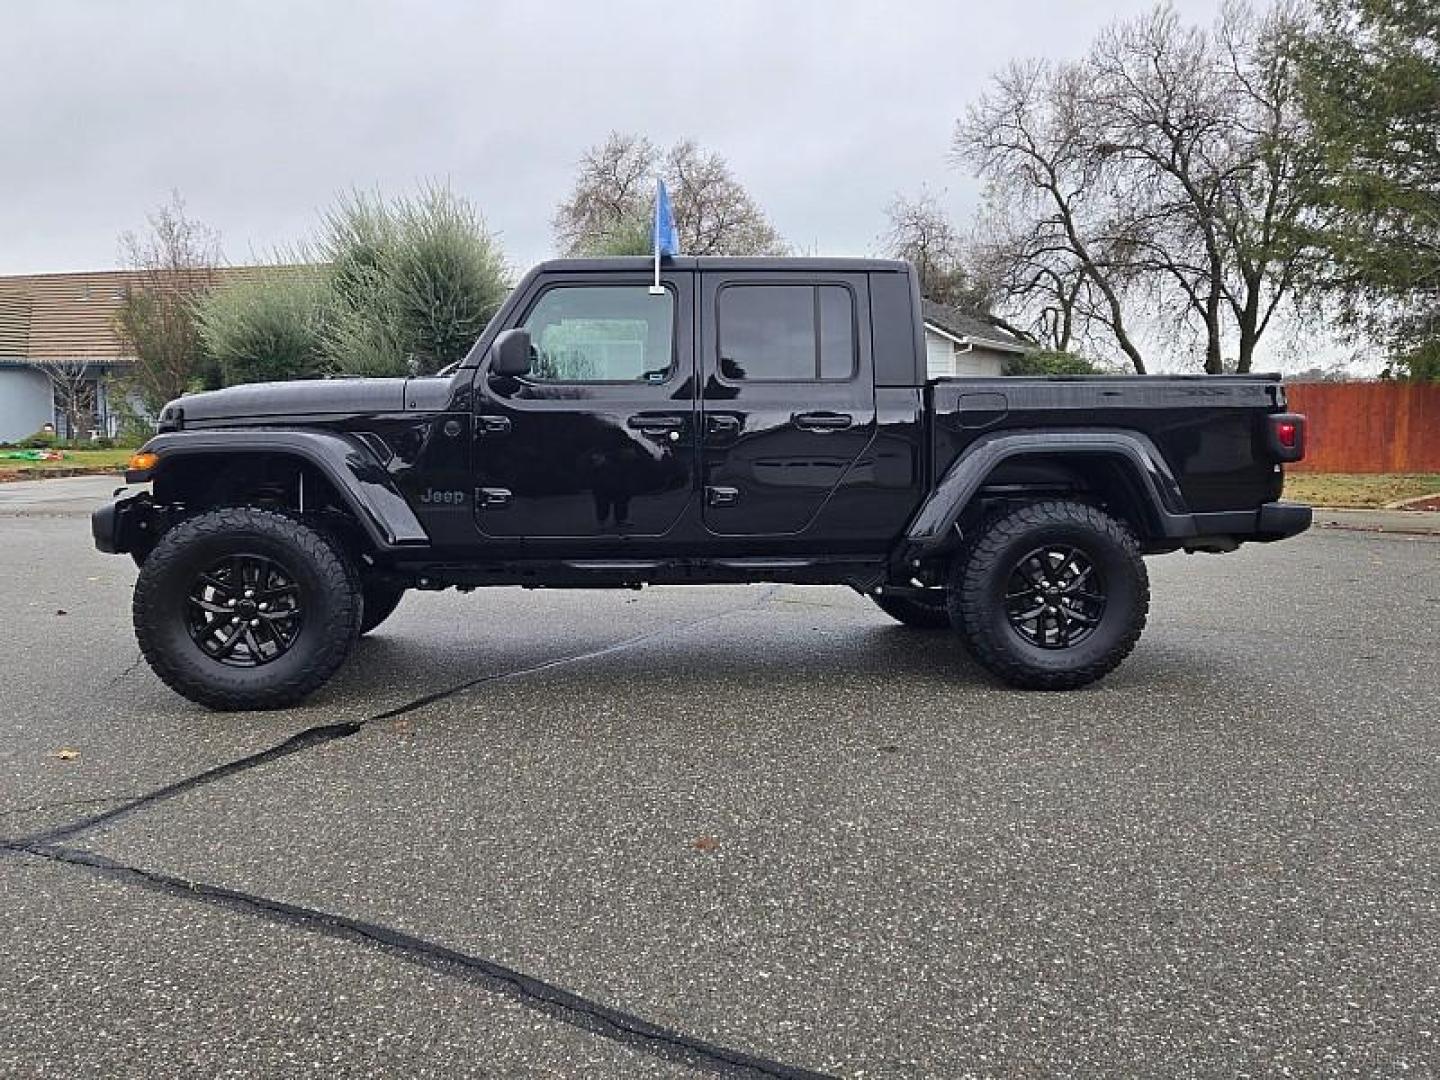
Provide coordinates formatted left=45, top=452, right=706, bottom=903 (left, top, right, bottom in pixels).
left=901, top=428, right=1195, bottom=560
left=129, top=429, right=429, bottom=551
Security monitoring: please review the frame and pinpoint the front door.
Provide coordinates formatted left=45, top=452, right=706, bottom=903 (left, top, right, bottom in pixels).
left=698, top=272, right=877, bottom=535
left=473, top=274, right=696, bottom=539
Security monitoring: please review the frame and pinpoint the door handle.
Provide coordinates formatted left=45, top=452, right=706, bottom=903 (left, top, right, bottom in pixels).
left=705, top=414, right=742, bottom=442
left=627, top=415, right=686, bottom=435
left=792, top=411, right=854, bottom=432
left=475, top=487, right=512, bottom=510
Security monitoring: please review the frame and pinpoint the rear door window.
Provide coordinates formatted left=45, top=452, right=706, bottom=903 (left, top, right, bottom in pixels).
left=717, top=284, right=855, bottom=382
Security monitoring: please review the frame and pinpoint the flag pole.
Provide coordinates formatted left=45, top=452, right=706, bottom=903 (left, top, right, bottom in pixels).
left=650, top=176, right=667, bottom=294
left=650, top=180, right=664, bottom=294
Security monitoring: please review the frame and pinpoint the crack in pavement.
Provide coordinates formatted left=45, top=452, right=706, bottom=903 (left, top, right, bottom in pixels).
left=2, top=840, right=833, bottom=1080
left=1, top=589, right=831, bottom=1076
left=0, top=794, right=142, bottom=821
left=106, top=649, right=146, bottom=686
left=16, top=589, right=779, bottom=849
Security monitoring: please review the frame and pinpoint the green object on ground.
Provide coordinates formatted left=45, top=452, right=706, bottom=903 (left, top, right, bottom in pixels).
left=2, top=450, right=63, bottom=462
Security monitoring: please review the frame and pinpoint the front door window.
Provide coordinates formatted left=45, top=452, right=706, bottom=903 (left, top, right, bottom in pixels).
left=523, top=285, right=674, bottom=384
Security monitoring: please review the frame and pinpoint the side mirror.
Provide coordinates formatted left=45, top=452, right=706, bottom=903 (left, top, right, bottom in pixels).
left=489, top=328, right=532, bottom=377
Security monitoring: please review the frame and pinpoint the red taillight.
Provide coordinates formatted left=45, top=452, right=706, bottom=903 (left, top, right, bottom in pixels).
left=1268, top=413, right=1305, bottom=462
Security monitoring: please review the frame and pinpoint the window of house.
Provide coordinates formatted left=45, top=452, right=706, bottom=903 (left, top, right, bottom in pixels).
left=717, top=284, right=856, bottom=381
left=522, top=285, right=674, bottom=383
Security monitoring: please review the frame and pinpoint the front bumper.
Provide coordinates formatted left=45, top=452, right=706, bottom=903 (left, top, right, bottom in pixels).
left=91, top=491, right=158, bottom=555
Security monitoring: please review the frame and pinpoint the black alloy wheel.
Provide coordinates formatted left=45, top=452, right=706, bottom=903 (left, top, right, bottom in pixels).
left=1003, top=544, right=1106, bottom=650
left=185, top=554, right=304, bottom=667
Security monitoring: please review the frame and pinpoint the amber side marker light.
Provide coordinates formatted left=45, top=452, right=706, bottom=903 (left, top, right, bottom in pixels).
left=128, top=452, right=159, bottom=473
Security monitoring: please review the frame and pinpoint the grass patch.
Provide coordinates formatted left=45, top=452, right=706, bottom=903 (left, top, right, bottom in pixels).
left=0, top=448, right=132, bottom=478
left=1284, top=472, right=1440, bottom=508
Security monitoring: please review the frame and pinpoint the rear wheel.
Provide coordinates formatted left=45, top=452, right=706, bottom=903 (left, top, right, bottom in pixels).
left=133, top=508, right=362, bottom=710
left=950, top=500, right=1148, bottom=690
left=870, top=591, right=951, bottom=630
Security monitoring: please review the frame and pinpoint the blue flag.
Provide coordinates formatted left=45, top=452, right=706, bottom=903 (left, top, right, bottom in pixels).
left=654, top=179, right=679, bottom=257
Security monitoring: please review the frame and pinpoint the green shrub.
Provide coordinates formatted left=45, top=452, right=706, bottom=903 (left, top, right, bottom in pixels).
left=1003, top=350, right=1106, bottom=376
left=17, top=431, right=61, bottom=449
left=198, top=269, right=327, bottom=386
left=104, top=393, right=156, bottom=447
left=321, top=185, right=508, bottom=377
left=185, top=184, right=508, bottom=385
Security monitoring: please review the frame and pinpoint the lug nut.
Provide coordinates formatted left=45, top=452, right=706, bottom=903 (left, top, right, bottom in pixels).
left=249, top=619, right=260, bottom=627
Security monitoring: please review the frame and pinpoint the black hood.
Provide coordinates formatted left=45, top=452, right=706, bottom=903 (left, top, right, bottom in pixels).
left=159, top=377, right=448, bottom=427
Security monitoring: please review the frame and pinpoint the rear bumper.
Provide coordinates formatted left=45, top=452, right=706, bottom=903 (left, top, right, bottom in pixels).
left=1255, top=500, right=1313, bottom=541
left=1177, top=500, right=1312, bottom=546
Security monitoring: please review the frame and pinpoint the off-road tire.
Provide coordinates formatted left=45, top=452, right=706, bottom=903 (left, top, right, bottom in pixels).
left=870, top=591, right=951, bottom=630
left=359, top=581, right=407, bottom=635
left=133, top=507, right=362, bottom=711
left=949, top=500, right=1148, bottom=690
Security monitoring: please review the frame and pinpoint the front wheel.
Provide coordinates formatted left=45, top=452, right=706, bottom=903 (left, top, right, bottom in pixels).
left=949, top=500, right=1149, bottom=690
left=132, top=508, right=362, bottom=710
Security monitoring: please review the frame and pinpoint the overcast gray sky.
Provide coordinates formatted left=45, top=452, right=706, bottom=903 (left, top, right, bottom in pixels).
left=3, top=0, right=1229, bottom=278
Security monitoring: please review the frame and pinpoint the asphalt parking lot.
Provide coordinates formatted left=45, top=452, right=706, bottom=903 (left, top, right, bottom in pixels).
left=2, top=478, right=1437, bottom=1078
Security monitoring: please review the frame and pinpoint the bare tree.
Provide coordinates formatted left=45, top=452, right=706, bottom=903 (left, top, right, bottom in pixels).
left=552, top=133, right=657, bottom=256
left=956, top=3, right=1315, bottom=374
left=1086, top=3, right=1315, bottom=372
left=665, top=140, right=785, bottom=256
left=969, top=198, right=1093, bottom=353
left=33, top=357, right=95, bottom=441
left=881, top=190, right=1003, bottom=321
left=114, top=191, right=222, bottom=412
left=553, top=132, right=785, bottom=257
left=958, top=60, right=1150, bottom=372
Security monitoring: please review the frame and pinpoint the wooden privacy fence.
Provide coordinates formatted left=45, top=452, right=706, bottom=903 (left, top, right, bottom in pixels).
left=1286, top=382, right=1440, bottom=473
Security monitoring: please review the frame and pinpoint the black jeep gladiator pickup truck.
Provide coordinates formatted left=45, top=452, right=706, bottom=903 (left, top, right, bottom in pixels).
left=94, top=256, right=1310, bottom=710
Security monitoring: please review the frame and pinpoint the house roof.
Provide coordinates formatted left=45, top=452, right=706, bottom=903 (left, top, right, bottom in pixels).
left=0, top=270, right=154, bottom=361
left=0, top=266, right=267, bottom=363
left=921, top=299, right=1028, bottom=355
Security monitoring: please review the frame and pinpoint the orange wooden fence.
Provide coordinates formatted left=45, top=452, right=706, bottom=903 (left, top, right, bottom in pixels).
left=1286, top=382, right=1440, bottom=473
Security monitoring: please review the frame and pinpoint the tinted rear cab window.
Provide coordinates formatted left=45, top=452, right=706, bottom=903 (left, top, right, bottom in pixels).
left=718, top=284, right=855, bottom=381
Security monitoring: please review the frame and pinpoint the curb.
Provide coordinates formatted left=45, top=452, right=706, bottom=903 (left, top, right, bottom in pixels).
left=1313, top=508, right=1440, bottom=537
left=1384, top=492, right=1440, bottom=511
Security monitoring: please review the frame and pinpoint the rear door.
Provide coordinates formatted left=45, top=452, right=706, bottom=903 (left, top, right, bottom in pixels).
left=698, top=272, right=876, bottom=535
left=472, top=272, right=696, bottom=539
